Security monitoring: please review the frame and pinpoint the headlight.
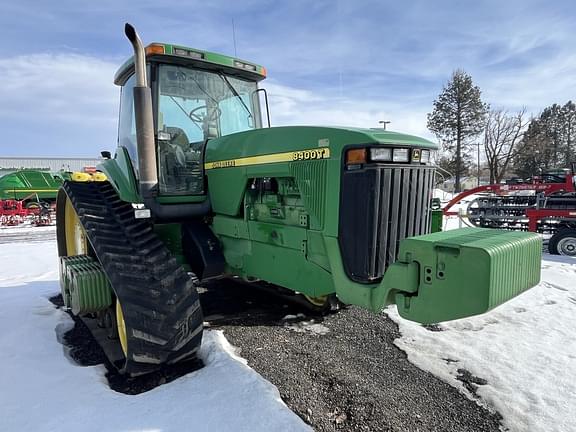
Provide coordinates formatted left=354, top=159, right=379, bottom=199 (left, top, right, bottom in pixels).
left=370, top=147, right=392, bottom=162
left=392, top=148, right=410, bottom=162
left=421, top=150, right=431, bottom=164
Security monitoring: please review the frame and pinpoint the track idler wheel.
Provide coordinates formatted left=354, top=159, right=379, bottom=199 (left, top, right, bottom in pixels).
left=57, top=190, right=89, bottom=256
left=116, top=300, right=129, bottom=357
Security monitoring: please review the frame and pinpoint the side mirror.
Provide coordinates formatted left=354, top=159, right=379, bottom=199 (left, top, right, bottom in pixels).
left=101, top=151, right=112, bottom=159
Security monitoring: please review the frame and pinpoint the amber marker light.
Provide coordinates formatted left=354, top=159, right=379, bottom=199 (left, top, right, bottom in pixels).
left=346, top=148, right=367, bottom=165
left=145, top=44, right=165, bottom=56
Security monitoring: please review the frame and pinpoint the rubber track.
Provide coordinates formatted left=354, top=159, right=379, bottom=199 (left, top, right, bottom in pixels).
left=61, top=181, right=203, bottom=375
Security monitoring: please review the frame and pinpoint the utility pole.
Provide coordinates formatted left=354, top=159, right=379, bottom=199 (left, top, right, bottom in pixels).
left=379, top=120, right=391, bottom=130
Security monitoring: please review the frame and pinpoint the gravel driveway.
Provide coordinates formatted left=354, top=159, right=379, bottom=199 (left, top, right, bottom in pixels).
left=201, top=279, right=503, bottom=432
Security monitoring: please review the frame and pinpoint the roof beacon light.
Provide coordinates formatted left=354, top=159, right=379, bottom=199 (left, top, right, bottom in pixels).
left=145, top=44, right=165, bottom=56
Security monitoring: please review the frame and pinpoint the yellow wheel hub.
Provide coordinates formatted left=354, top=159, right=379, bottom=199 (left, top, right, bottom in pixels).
left=116, top=300, right=128, bottom=357
left=64, top=197, right=88, bottom=255
left=303, top=294, right=329, bottom=308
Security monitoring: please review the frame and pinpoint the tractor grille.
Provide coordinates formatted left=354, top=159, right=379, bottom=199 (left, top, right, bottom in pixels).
left=339, top=164, right=435, bottom=283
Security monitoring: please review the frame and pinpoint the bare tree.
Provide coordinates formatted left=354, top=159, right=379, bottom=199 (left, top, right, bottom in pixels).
left=483, top=109, right=527, bottom=183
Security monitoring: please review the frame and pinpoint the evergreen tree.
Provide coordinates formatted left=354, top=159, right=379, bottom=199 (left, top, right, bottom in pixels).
left=427, top=70, right=489, bottom=192
left=514, top=101, right=576, bottom=177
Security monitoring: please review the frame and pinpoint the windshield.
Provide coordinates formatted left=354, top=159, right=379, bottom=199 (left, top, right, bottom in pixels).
left=156, top=64, right=260, bottom=195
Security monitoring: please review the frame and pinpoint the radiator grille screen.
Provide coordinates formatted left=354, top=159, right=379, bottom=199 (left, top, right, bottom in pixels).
left=339, top=164, right=435, bottom=282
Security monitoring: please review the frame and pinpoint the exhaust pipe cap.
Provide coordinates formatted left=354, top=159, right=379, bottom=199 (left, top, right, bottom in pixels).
left=125, top=23, right=137, bottom=43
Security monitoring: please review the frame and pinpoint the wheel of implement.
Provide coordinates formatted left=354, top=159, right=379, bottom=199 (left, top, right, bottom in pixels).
left=548, top=228, right=576, bottom=256
left=56, top=182, right=204, bottom=376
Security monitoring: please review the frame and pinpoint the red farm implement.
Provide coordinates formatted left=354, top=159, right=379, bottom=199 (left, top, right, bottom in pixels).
left=0, top=199, right=29, bottom=226
left=442, top=165, right=576, bottom=256
left=0, top=199, right=54, bottom=227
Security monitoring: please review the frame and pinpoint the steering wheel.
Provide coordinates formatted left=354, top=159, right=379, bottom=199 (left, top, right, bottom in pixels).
left=188, top=106, right=221, bottom=123
left=188, top=105, right=208, bottom=122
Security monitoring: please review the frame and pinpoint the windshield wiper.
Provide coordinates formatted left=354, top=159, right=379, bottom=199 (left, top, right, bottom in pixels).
left=219, top=73, right=253, bottom=120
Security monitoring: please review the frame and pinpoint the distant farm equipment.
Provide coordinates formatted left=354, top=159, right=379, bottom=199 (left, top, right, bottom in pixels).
left=443, top=164, right=576, bottom=255
left=0, top=169, right=65, bottom=227
left=0, top=198, right=55, bottom=226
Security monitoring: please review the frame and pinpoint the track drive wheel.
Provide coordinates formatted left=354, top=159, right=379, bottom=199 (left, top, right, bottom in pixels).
left=548, top=228, right=576, bottom=256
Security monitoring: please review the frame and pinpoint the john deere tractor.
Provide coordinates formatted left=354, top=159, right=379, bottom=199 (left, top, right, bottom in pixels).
left=56, top=24, right=541, bottom=376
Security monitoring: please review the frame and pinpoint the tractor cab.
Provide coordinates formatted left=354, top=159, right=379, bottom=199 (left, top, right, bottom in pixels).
left=113, top=42, right=267, bottom=198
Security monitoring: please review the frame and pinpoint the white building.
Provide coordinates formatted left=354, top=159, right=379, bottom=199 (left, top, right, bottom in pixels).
left=0, top=157, right=102, bottom=176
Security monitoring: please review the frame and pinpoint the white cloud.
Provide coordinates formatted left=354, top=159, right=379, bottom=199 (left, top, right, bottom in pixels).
left=479, top=53, right=576, bottom=114
left=264, top=81, right=434, bottom=140
left=5, top=32, right=576, bottom=158
left=0, top=53, right=118, bottom=124
left=0, top=53, right=119, bottom=156
left=3, top=1, right=575, bottom=156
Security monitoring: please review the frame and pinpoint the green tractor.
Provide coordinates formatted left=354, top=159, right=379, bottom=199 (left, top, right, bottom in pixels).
left=56, top=24, right=541, bottom=376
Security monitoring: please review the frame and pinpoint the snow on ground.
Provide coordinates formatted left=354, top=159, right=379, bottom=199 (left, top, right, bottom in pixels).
left=3, top=211, right=575, bottom=431
left=0, top=232, right=311, bottom=432
left=433, top=188, right=454, bottom=201
left=388, top=216, right=576, bottom=432
left=282, top=314, right=330, bottom=336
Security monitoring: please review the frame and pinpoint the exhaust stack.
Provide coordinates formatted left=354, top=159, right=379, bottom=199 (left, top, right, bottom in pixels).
left=123, top=23, right=210, bottom=221
left=124, top=23, right=158, bottom=200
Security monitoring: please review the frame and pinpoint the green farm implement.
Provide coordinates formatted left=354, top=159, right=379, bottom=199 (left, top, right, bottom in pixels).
left=0, top=169, right=63, bottom=201
left=56, top=24, right=541, bottom=375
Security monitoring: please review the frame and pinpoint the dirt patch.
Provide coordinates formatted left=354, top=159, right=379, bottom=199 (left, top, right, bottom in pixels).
left=423, top=323, right=444, bottom=332
left=456, top=368, right=489, bottom=397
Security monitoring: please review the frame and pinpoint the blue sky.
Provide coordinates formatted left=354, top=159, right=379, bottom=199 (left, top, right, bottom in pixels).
left=1, top=0, right=575, bottom=157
